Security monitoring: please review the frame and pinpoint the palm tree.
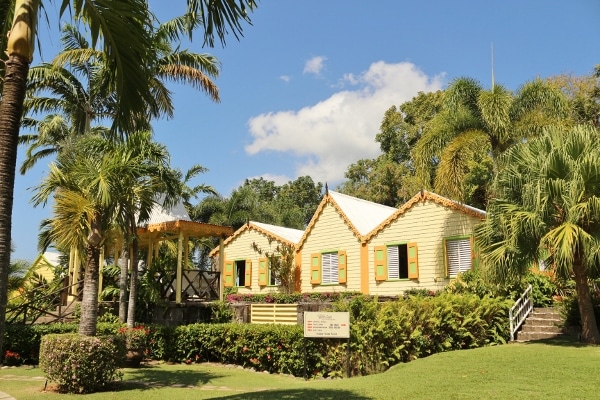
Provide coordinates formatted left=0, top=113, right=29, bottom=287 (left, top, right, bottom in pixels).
left=114, top=132, right=180, bottom=328
left=413, top=77, right=569, bottom=203
left=0, top=0, right=257, bottom=360
left=476, top=124, right=600, bottom=344
left=0, top=0, right=155, bottom=355
left=31, top=132, right=172, bottom=335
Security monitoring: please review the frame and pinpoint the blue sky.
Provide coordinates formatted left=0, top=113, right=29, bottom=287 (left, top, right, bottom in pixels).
left=11, top=0, right=599, bottom=262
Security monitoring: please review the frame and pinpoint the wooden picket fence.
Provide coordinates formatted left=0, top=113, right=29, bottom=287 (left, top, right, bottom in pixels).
left=250, top=303, right=298, bottom=325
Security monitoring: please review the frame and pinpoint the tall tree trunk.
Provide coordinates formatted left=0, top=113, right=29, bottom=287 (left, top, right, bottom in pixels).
left=572, top=257, right=600, bottom=344
left=79, top=215, right=102, bottom=336
left=118, top=245, right=129, bottom=322
left=126, top=237, right=139, bottom=327
left=0, top=0, right=38, bottom=363
left=78, top=243, right=101, bottom=336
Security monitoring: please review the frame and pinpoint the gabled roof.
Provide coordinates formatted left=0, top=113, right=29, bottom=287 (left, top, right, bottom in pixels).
left=209, top=221, right=304, bottom=256
left=143, top=199, right=191, bottom=226
left=32, top=251, right=61, bottom=268
left=297, top=190, right=398, bottom=248
left=364, top=190, right=486, bottom=242
left=137, top=199, right=233, bottom=242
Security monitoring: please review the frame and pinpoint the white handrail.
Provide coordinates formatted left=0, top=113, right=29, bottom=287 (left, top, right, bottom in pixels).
left=509, top=284, right=533, bottom=341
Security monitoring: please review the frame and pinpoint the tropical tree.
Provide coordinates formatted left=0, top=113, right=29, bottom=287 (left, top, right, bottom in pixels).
left=546, top=66, right=600, bottom=128
left=476, top=124, right=600, bottom=344
left=98, top=131, right=179, bottom=328
left=337, top=156, right=421, bottom=207
left=31, top=132, right=173, bottom=335
left=0, top=0, right=155, bottom=357
left=413, top=77, right=569, bottom=204
left=0, top=0, right=256, bottom=357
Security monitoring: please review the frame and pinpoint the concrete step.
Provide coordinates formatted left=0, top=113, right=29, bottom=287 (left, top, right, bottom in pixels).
left=516, top=331, right=565, bottom=341
left=520, top=324, right=563, bottom=333
left=514, top=307, right=567, bottom=342
left=528, top=308, right=562, bottom=319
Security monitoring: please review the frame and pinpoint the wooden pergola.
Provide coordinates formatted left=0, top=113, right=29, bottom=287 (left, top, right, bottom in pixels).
left=66, top=200, right=234, bottom=304
left=136, top=219, right=234, bottom=303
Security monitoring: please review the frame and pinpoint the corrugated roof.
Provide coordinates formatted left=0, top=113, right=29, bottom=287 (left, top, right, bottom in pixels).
left=209, top=221, right=304, bottom=256
left=42, top=251, right=61, bottom=266
left=251, top=221, right=304, bottom=244
left=297, top=190, right=399, bottom=248
left=329, top=191, right=398, bottom=236
left=144, top=200, right=191, bottom=226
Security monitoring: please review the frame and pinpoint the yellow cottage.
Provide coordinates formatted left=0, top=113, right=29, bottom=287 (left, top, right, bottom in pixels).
left=363, top=190, right=486, bottom=296
left=210, top=221, right=304, bottom=294
left=297, top=190, right=397, bottom=294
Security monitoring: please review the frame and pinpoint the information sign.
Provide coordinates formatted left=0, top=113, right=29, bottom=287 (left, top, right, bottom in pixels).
left=303, top=311, right=350, bottom=338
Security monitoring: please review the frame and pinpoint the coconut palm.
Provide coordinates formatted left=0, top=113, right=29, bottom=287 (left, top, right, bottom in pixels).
left=0, top=0, right=257, bottom=360
left=0, top=0, right=154, bottom=353
left=476, top=124, right=600, bottom=344
left=31, top=131, right=174, bottom=335
left=108, top=132, right=179, bottom=328
left=413, top=77, right=569, bottom=203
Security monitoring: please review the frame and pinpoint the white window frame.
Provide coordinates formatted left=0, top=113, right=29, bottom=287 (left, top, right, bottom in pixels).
left=268, top=258, right=281, bottom=286
left=387, top=244, right=409, bottom=280
left=445, top=237, right=472, bottom=277
left=321, top=252, right=339, bottom=284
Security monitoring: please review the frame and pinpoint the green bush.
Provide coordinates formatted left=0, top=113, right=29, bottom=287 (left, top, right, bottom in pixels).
left=559, top=288, right=600, bottom=328
left=39, top=333, right=125, bottom=393
left=4, top=294, right=511, bottom=379
left=3, top=322, right=79, bottom=364
left=445, top=269, right=557, bottom=307
left=333, top=293, right=511, bottom=376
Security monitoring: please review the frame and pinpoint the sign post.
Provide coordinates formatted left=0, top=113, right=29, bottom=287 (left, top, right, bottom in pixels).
left=303, top=311, right=350, bottom=379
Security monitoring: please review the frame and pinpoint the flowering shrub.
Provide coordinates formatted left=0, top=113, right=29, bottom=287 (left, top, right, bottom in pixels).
left=117, top=326, right=149, bottom=350
left=4, top=350, right=22, bottom=366
left=39, top=334, right=124, bottom=393
left=225, top=291, right=362, bottom=304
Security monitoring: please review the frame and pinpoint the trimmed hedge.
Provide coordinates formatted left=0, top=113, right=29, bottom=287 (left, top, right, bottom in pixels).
left=4, top=293, right=511, bottom=378
left=39, top=334, right=125, bottom=393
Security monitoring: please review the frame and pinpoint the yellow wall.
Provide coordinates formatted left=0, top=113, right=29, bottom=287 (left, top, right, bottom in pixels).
left=366, top=200, right=482, bottom=296
left=222, top=227, right=285, bottom=294
left=300, top=203, right=362, bottom=293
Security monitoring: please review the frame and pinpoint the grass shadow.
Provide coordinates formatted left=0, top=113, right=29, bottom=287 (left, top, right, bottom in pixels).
left=203, top=388, right=373, bottom=400
left=115, top=364, right=224, bottom=391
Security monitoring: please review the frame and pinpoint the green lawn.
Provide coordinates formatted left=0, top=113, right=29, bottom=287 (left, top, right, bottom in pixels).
left=1, top=338, right=598, bottom=400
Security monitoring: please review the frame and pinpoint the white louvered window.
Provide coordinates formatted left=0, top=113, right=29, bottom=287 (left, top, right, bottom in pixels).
left=446, top=238, right=472, bottom=277
left=322, top=252, right=339, bottom=284
left=387, top=244, right=409, bottom=279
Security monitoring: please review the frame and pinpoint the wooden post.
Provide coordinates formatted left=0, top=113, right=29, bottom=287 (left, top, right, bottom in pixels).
left=219, top=236, right=225, bottom=302
left=176, top=230, right=183, bottom=303
left=98, top=247, right=105, bottom=302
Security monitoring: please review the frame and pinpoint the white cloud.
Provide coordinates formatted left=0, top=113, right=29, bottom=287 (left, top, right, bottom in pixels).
left=303, top=56, right=327, bottom=75
left=245, top=61, right=444, bottom=186
left=279, top=75, right=291, bottom=83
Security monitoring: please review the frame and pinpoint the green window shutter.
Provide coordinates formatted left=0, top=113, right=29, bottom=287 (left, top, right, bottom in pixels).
left=374, top=246, right=387, bottom=281
left=223, top=260, right=234, bottom=287
left=258, top=258, right=268, bottom=286
left=338, top=250, right=347, bottom=284
left=407, top=242, right=419, bottom=279
left=245, top=260, right=252, bottom=287
left=310, top=253, right=321, bottom=285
